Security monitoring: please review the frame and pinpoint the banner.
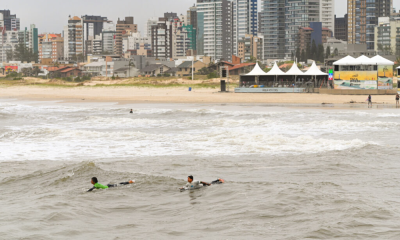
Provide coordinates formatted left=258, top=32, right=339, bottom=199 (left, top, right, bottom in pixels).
left=377, top=65, right=393, bottom=90
left=5, top=66, right=18, bottom=72
left=334, top=71, right=377, bottom=89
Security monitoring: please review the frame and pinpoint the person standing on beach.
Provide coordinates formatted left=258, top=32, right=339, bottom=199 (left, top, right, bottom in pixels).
left=368, top=95, right=372, bottom=108
left=130, top=109, right=133, bottom=113
left=396, top=94, right=399, bottom=108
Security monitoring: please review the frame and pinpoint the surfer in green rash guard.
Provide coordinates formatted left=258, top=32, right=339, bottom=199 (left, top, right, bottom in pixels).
left=88, top=177, right=135, bottom=192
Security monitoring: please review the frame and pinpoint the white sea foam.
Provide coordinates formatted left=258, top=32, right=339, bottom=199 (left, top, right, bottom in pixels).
left=0, top=126, right=378, bottom=161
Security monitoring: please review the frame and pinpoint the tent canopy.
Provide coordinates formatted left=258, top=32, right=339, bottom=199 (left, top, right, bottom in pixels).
left=285, top=62, right=306, bottom=75
left=333, top=55, right=357, bottom=66
left=265, top=62, right=285, bottom=76
left=304, top=61, right=328, bottom=75
left=356, top=55, right=376, bottom=65
left=397, top=66, right=400, bottom=69
left=370, top=55, right=394, bottom=65
left=245, top=63, right=268, bottom=76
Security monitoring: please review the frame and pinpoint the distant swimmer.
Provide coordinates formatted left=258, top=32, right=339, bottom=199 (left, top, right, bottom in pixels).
left=130, top=109, right=133, bottom=113
left=180, top=175, right=224, bottom=191
left=87, top=177, right=134, bottom=192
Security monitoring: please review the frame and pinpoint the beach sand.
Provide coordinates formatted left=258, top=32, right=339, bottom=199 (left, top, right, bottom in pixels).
left=0, top=86, right=398, bottom=105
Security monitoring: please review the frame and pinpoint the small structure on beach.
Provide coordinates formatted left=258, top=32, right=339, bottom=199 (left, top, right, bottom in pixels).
left=333, top=55, right=394, bottom=90
left=235, top=62, right=328, bottom=93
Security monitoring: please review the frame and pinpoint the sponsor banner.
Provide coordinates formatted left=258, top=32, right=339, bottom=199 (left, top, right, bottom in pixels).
left=5, top=66, right=18, bottom=72
left=378, top=65, right=393, bottom=90
left=334, top=80, right=377, bottom=90
left=334, top=71, right=377, bottom=89
left=235, top=88, right=305, bottom=93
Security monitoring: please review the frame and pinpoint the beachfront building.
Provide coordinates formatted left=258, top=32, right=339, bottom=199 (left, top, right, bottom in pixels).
left=333, top=55, right=394, bottom=90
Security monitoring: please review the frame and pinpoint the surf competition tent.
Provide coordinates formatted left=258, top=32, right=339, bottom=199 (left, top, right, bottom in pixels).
left=239, top=62, right=269, bottom=85
left=258, top=62, right=285, bottom=87
left=333, top=55, right=394, bottom=90
left=236, top=61, right=329, bottom=93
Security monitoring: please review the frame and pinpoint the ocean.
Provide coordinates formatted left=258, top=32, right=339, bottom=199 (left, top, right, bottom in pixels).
left=1, top=99, right=400, bottom=239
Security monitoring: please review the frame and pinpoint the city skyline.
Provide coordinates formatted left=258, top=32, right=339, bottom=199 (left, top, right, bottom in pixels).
left=3, top=0, right=400, bottom=33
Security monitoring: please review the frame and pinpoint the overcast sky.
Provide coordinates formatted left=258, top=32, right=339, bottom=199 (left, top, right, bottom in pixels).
left=2, top=0, right=400, bottom=33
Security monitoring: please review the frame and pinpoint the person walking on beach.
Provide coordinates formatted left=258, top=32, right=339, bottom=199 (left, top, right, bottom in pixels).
left=130, top=109, right=133, bottom=113
left=367, top=95, right=372, bottom=108
left=396, top=93, right=399, bottom=108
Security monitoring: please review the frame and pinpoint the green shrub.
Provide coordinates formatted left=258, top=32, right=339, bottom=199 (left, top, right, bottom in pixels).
left=157, top=74, right=162, bottom=77
left=207, top=71, right=218, bottom=79
left=163, top=73, right=170, bottom=77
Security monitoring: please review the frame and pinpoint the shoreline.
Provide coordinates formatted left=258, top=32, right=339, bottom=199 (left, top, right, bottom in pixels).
left=0, top=85, right=399, bottom=106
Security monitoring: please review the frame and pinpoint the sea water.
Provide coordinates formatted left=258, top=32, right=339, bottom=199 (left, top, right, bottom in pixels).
left=1, top=99, right=400, bottom=239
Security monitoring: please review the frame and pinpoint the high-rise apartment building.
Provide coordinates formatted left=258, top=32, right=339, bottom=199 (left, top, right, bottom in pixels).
left=285, top=0, right=320, bottom=59
left=39, top=34, right=64, bottom=63
left=151, top=19, right=173, bottom=59
left=196, top=0, right=233, bottom=62
left=146, top=17, right=158, bottom=38
left=319, top=0, right=335, bottom=33
left=101, top=22, right=116, bottom=54
left=115, top=17, right=137, bottom=56
left=0, top=13, right=19, bottom=62
left=347, top=0, right=392, bottom=50
left=19, top=24, right=39, bottom=53
left=81, top=15, right=110, bottom=56
left=63, top=16, right=83, bottom=60
left=260, top=0, right=335, bottom=59
left=335, top=14, right=348, bottom=41
left=232, top=0, right=258, bottom=56
left=187, top=6, right=198, bottom=29
left=259, top=0, right=286, bottom=59
left=237, top=34, right=263, bottom=61
left=0, top=10, right=20, bottom=31
left=374, top=17, right=400, bottom=55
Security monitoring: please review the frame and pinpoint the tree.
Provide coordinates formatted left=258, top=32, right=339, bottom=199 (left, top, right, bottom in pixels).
left=306, top=43, right=311, bottom=61
left=296, top=47, right=301, bottom=62
left=13, top=41, right=39, bottom=63
left=325, top=46, right=331, bottom=59
left=301, top=49, right=306, bottom=62
left=311, top=40, right=317, bottom=61
left=291, top=51, right=294, bottom=61
left=245, top=56, right=257, bottom=63
left=333, top=48, right=339, bottom=56
left=71, top=53, right=84, bottom=62
left=6, top=49, right=14, bottom=61
left=318, top=44, right=325, bottom=63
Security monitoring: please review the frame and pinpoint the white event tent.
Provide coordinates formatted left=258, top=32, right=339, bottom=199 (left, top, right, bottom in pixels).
left=245, top=62, right=268, bottom=76
left=305, top=61, right=328, bottom=76
left=370, top=55, right=394, bottom=65
left=332, top=55, right=357, bottom=65
left=239, top=61, right=328, bottom=88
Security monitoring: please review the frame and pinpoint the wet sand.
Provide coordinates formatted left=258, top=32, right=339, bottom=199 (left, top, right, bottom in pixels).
left=0, top=86, right=398, bottom=105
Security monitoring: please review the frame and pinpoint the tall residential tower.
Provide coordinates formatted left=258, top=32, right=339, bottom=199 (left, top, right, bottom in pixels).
left=347, top=0, right=392, bottom=50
